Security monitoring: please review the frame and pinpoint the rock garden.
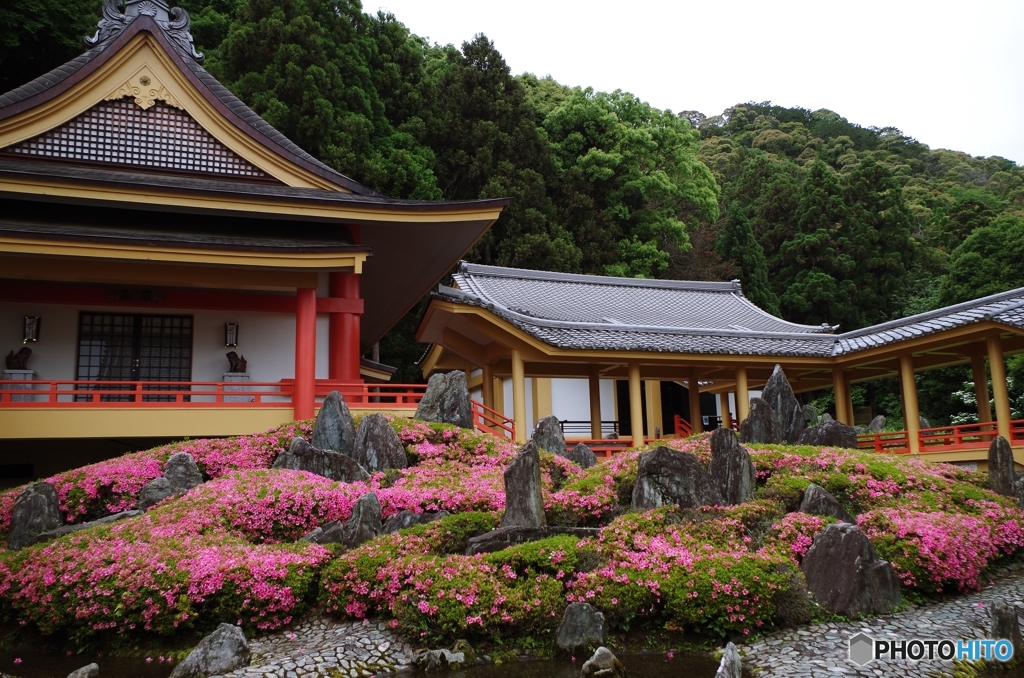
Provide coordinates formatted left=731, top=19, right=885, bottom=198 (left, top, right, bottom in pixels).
left=2, top=368, right=1024, bottom=677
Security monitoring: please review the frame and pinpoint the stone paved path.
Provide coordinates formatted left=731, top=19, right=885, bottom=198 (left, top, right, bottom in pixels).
left=743, top=568, right=1024, bottom=677
left=219, top=618, right=417, bottom=678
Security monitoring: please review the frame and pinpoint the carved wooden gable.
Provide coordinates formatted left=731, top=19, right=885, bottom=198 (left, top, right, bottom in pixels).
left=6, top=97, right=266, bottom=179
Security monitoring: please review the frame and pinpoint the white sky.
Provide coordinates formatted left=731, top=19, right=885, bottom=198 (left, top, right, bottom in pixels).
left=375, top=0, right=1024, bottom=165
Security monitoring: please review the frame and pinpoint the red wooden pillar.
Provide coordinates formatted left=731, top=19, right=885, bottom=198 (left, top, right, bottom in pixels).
left=329, top=272, right=362, bottom=381
left=294, top=287, right=317, bottom=420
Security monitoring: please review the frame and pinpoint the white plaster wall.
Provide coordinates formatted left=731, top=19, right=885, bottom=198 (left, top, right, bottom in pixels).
left=493, top=377, right=615, bottom=435
left=0, top=302, right=329, bottom=383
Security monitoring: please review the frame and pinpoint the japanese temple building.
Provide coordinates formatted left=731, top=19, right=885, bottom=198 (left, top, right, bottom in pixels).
left=418, top=263, right=1024, bottom=467
left=0, top=0, right=506, bottom=477
left=2, top=1, right=1022, bottom=482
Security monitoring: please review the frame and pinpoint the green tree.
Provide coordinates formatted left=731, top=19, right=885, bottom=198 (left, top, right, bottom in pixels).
left=214, top=0, right=439, bottom=199
left=715, top=202, right=780, bottom=314
left=544, top=88, right=719, bottom=278
left=939, top=215, right=1024, bottom=305
left=0, top=0, right=103, bottom=94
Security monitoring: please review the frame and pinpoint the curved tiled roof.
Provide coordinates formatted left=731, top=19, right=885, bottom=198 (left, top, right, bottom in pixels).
left=0, top=12, right=378, bottom=195
left=438, top=262, right=1024, bottom=358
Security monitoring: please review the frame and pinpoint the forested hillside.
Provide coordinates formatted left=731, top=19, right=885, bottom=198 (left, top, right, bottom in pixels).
left=3, top=0, right=1022, bottom=422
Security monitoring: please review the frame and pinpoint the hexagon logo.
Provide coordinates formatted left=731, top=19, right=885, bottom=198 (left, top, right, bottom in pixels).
left=849, top=633, right=875, bottom=666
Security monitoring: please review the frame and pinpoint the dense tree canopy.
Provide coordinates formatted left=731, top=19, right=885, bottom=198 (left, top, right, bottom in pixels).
left=3, top=0, right=1024, bottom=420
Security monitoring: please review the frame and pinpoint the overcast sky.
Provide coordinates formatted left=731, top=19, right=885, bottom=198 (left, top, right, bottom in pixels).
left=375, top=0, right=1024, bottom=165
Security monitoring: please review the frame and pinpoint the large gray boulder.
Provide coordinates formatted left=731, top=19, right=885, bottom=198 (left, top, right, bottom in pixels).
left=738, top=397, right=782, bottom=445
left=302, top=493, right=383, bottom=548
left=796, top=418, right=859, bottom=449
left=67, top=663, right=100, bottom=678
left=989, top=598, right=1023, bottom=666
left=989, top=435, right=1016, bottom=497
left=164, top=452, right=204, bottom=492
left=311, top=391, right=356, bottom=456
left=30, top=509, right=142, bottom=546
left=708, top=428, right=756, bottom=505
left=761, top=365, right=805, bottom=443
left=867, top=415, right=886, bottom=433
left=800, top=523, right=901, bottom=618
left=555, top=602, right=607, bottom=656
left=500, top=441, right=546, bottom=528
left=7, top=481, right=63, bottom=550
left=137, top=477, right=177, bottom=511
left=414, top=371, right=472, bottom=429
left=272, top=437, right=370, bottom=483
left=715, top=642, right=741, bottom=678
left=532, top=415, right=568, bottom=457
left=568, top=442, right=598, bottom=469
left=581, top=647, right=628, bottom=678
left=799, top=483, right=854, bottom=523
left=631, top=446, right=723, bottom=511
left=415, top=649, right=465, bottom=671
left=352, top=413, right=407, bottom=473
left=169, top=623, right=250, bottom=678
left=340, top=492, right=383, bottom=548
left=465, top=525, right=599, bottom=555
left=382, top=509, right=450, bottom=534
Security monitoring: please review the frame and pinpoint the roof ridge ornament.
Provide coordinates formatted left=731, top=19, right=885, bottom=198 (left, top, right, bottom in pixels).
left=85, top=0, right=204, bottom=64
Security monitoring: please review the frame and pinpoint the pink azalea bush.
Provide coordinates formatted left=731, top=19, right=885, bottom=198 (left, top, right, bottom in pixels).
left=2, top=416, right=1024, bottom=648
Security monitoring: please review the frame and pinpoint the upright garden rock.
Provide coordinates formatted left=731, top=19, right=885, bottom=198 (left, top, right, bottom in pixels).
left=169, top=623, right=250, bottom=678
left=738, top=398, right=782, bottom=445
left=989, top=598, right=1023, bottom=665
left=708, top=428, right=756, bottom=505
left=414, top=371, right=473, bottom=429
left=67, top=663, right=100, bottom=678
left=7, top=481, right=62, bottom=550
left=382, top=509, right=450, bottom=533
left=800, top=523, right=901, bottom=618
left=761, top=365, right=805, bottom=443
left=799, top=483, right=855, bottom=523
left=919, top=415, right=932, bottom=430
left=500, top=441, right=546, bottom=528
left=532, top=415, right=568, bottom=457
left=715, top=642, right=741, bottom=678
left=797, top=418, right=859, bottom=449
left=352, top=413, right=407, bottom=473
left=581, top=647, right=628, bottom=678
left=164, top=452, right=204, bottom=492
left=272, top=437, right=369, bottom=483
left=631, top=446, right=723, bottom=511
left=340, top=492, right=383, bottom=548
left=137, top=477, right=176, bottom=510
left=555, top=602, right=607, bottom=656
left=989, top=436, right=1016, bottom=497
left=867, top=415, right=886, bottom=433
left=311, top=391, right=356, bottom=456
left=568, top=442, right=598, bottom=469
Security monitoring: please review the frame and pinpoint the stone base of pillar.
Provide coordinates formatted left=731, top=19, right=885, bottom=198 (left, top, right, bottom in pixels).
left=2, top=369, right=36, bottom=402
left=223, top=372, right=251, bottom=403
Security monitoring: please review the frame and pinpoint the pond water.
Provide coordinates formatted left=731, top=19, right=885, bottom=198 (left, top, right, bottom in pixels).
left=0, top=649, right=174, bottom=678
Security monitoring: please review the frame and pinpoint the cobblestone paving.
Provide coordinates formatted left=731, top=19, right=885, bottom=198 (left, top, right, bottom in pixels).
left=219, top=618, right=417, bottom=678
left=743, top=568, right=1024, bottom=677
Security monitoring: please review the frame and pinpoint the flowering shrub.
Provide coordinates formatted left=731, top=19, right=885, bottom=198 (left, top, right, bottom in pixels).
left=2, top=416, right=1024, bottom=649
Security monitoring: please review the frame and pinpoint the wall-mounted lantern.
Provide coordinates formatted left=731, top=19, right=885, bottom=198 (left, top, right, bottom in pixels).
left=224, top=322, right=239, bottom=348
left=22, top=317, right=40, bottom=343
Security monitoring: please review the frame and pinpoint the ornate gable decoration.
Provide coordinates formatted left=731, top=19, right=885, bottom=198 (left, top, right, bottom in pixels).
left=86, top=0, right=204, bottom=64
left=6, top=98, right=266, bottom=178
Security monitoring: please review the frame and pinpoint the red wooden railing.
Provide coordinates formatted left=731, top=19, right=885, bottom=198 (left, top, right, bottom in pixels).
left=857, top=419, right=1024, bottom=454
left=673, top=414, right=692, bottom=438
left=472, top=400, right=515, bottom=440
left=0, top=379, right=517, bottom=439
